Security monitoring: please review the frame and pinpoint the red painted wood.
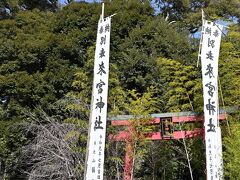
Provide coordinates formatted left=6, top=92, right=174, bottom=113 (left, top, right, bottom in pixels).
left=123, top=141, right=134, bottom=180
left=111, top=118, right=160, bottom=126
left=172, top=115, right=201, bottom=123
left=109, top=129, right=203, bottom=141
left=111, top=120, right=131, bottom=126
left=110, top=114, right=227, bottom=126
left=172, top=113, right=227, bottom=122
left=109, top=131, right=131, bottom=141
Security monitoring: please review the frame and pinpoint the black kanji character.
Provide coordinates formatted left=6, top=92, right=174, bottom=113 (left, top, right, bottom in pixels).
left=207, top=118, right=216, bottom=132
left=94, top=116, right=103, bottom=130
left=96, top=79, right=105, bottom=94
left=205, top=82, right=215, bottom=97
left=210, top=163, right=213, bottom=168
left=95, top=96, right=105, bottom=113
left=97, top=61, right=106, bottom=76
left=213, top=30, right=219, bottom=37
left=99, top=26, right=104, bottom=34
left=92, top=167, right=96, bottom=173
left=99, top=48, right=105, bottom=58
left=105, top=24, right=110, bottom=32
left=206, top=98, right=216, bottom=115
left=208, top=38, right=215, bottom=48
left=205, top=64, right=215, bottom=78
left=100, top=35, right=106, bottom=45
left=206, top=51, right=214, bottom=61
left=205, top=27, right=211, bottom=35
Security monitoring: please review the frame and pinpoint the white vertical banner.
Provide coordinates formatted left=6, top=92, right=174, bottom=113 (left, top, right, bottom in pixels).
left=215, top=127, right=223, bottom=178
left=85, top=16, right=111, bottom=180
left=200, top=20, right=223, bottom=180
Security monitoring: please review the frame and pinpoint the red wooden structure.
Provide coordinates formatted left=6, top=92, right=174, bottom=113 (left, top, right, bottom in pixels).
left=108, top=111, right=227, bottom=180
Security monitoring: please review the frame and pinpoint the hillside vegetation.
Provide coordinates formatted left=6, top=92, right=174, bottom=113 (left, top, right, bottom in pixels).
left=0, top=0, right=239, bottom=179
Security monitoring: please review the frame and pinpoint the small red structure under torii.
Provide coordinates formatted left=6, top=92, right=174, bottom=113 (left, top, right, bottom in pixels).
left=108, top=111, right=227, bottom=180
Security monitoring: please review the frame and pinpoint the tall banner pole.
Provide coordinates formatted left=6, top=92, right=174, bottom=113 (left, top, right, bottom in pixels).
left=200, top=16, right=224, bottom=179
left=84, top=3, right=112, bottom=180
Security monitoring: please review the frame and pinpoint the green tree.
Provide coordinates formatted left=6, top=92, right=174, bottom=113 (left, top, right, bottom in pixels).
left=152, top=0, right=240, bottom=33
left=117, top=16, right=193, bottom=92
left=0, top=0, right=239, bottom=179
left=111, top=87, right=158, bottom=180
left=155, top=58, right=202, bottom=113
left=224, top=118, right=240, bottom=179
left=219, top=25, right=240, bottom=179
left=19, top=0, right=58, bottom=11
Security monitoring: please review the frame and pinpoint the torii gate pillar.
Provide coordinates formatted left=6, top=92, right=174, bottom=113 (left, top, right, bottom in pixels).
left=124, top=141, right=134, bottom=180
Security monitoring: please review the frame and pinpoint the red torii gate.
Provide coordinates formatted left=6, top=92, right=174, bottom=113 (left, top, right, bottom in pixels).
left=108, top=111, right=227, bottom=180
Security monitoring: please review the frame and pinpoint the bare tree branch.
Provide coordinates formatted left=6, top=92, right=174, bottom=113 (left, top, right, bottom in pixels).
left=18, top=111, right=87, bottom=180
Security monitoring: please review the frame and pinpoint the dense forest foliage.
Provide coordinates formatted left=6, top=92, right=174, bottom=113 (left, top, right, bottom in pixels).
left=0, top=0, right=239, bottom=179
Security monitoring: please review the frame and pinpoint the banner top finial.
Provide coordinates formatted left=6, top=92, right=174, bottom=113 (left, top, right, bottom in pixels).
left=201, top=9, right=205, bottom=22
left=101, top=3, right=104, bottom=20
